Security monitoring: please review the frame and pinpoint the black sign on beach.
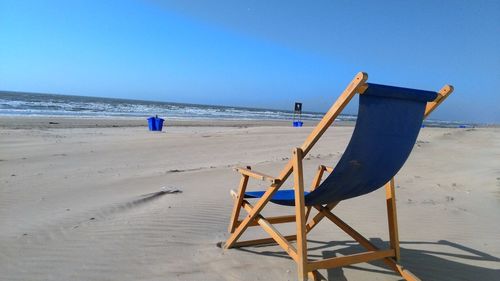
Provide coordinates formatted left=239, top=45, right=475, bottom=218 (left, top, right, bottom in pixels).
left=294, top=102, right=302, bottom=113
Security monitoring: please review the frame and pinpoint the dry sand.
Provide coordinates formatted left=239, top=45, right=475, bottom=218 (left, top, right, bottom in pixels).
left=1, top=117, right=499, bottom=281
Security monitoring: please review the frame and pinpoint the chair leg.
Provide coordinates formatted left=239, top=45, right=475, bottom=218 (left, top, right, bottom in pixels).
left=293, top=148, right=308, bottom=280
left=386, top=178, right=400, bottom=261
left=228, top=167, right=250, bottom=233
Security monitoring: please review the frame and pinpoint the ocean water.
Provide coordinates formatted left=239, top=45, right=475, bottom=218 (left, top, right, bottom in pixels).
left=0, top=91, right=348, bottom=121
left=0, top=91, right=469, bottom=127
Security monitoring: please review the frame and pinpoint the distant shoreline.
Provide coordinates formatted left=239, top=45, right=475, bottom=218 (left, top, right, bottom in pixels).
left=0, top=116, right=324, bottom=129
left=1, top=90, right=487, bottom=127
left=0, top=90, right=337, bottom=122
left=0, top=116, right=495, bottom=130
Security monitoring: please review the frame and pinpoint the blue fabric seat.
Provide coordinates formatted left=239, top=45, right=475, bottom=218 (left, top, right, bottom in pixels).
left=244, top=83, right=437, bottom=206
left=244, top=190, right=309, bottom=206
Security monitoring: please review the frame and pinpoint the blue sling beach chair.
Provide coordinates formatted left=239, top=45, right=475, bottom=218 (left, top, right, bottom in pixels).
left=223, top=72, right=453, bottom=281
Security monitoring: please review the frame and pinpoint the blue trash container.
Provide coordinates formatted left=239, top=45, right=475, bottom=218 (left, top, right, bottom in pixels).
left=155, top=118, right=165, bottom=131
left=147, top=117, right=156, bottom=131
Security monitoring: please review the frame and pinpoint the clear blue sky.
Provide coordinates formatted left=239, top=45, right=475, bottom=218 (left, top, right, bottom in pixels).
left=1, top=0, right=499, bottom=123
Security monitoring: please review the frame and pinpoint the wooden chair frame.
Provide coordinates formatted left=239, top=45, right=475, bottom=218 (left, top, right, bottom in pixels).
left=224, top=72, right=453, bottom=281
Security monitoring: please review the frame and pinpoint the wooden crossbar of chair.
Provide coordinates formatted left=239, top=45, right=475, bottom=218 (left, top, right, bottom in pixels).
left=223, top=72, right=453, bottom=281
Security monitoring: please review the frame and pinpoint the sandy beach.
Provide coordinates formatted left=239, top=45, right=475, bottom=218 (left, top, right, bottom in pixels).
left=1, top=117, right=499, bottom=281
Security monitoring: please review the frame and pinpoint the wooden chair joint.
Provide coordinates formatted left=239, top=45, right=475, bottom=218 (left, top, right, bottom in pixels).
left=323, top=165, right=333, bottom=173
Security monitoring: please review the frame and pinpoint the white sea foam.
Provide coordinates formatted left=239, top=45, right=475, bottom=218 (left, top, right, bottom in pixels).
left=0, top=92, right=343, bottom=121
left=0, top=91, right=468, bottom=126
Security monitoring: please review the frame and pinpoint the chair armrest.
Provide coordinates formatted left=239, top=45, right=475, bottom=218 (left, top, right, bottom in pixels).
left=234, top=167, right=281, bottom=185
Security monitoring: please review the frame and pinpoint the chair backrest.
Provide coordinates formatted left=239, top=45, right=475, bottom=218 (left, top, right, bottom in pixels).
left=305, top=83, right=437, bottom=206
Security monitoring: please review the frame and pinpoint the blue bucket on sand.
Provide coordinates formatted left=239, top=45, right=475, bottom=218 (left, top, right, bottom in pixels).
left=293, top=121, right=303, bottom=127
left=155, top=118, right=165, bottom=131
left=147, top=117, right=156, bottom=131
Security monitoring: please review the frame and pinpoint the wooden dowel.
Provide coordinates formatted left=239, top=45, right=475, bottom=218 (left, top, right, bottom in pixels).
left=230, top=235, right=297, bottom=248
left=307, top=250, right=395, bottom=271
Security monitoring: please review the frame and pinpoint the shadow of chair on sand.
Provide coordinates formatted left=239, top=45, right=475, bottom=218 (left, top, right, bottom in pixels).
left=236, top=238, right=500, bottom=281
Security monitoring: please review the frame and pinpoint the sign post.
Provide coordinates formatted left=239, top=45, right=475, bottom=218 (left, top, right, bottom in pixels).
left=293, top=102, right=303, bottom=127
